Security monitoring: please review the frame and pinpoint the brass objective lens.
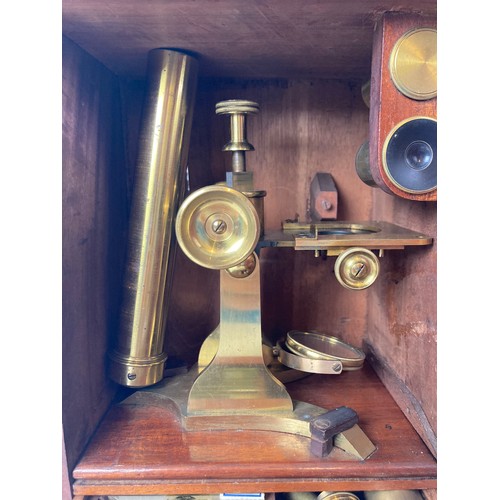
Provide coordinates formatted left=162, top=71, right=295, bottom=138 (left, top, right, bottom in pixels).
left=108, top=48, right=198, bottom=387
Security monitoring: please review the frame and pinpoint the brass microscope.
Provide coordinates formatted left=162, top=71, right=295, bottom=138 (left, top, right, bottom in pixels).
left=108, top=49, right=432, bottom=460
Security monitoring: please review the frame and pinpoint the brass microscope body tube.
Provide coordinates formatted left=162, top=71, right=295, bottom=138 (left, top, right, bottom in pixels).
left=108, top=48, right=198, bottom=387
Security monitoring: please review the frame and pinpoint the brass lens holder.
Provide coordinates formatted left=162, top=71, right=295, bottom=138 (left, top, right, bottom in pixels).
left=286, top=330, right=366, bottom=371
left=277, top=341, right=343, bottom=375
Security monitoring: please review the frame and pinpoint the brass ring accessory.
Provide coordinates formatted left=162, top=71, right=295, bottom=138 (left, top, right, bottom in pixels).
left=277, top=341, right=343, bottom=375
left=334, top=247, right=380, bottom=290
left=389, top=27, right=437, bottom=100
left=286, top=330, right=365, bottom=371
left=175, top=185, right=260, bottom=269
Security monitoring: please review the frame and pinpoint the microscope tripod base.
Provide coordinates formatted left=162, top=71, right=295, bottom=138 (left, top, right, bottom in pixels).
left=122, top=367, right=376, bottom=460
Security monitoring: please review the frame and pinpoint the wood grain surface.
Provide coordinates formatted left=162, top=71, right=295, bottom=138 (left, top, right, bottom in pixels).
left=63, top=33, right=437, bottom=498
left=72, top=364, right=436, bottom=496
left=366, top=193, right=437, bottom=456
left=62, top=35, right=127, bottom=473
left=62, top=0, right=436, bottom=80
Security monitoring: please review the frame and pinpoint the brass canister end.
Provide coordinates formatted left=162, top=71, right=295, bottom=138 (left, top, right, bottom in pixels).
left=108, top=351, right=168, bottom=388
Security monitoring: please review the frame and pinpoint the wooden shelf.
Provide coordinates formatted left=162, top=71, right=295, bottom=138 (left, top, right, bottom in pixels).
left=72, top=364, right=436, bottom=496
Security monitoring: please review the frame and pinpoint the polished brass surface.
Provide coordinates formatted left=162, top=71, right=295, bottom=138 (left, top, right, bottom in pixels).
left=277, top=341, right=343, bottom=375
left=286, top=331, right=365, bottom=371
left=364, top=491, right=423, bottom=500
left=389, top=27, right=437, bottom=100
left=197, top=326, right=308, bottom=384
left=272, top=220, right=432, bottom=251
left=334, top=247, right=380, bottom=290
left=355, top=141, right=377, bottom=187
left=318, top=493, right=361, bottom=500
left=216, top=99, right=260, bottom=116
left=226, top=252, right=258, bottom=278
left=198, top=325, right=274, bottom=370
left=243, top=190, right=266, bottom=237
left=175, top=185, right=260, bottom=270
left=227, top=171, right=255, bottom=191
left=129, top=367, right=375, bottom=460
left=217, top=99, right=267, bottom=238
left=216, top=99, right=260, bottom=171
left=108, top=48, right=198, bottom=387
left=334, top=424, right=377, bottom=460
left=187, top=254, right=293, bottom=415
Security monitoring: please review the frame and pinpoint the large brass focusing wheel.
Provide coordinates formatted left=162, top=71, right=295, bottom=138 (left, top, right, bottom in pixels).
left=175, top=185, right=260, bottom=270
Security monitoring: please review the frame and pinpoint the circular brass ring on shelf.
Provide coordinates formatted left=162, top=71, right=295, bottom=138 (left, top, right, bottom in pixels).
left=334, top=247, right=380, bottom=290
left=175, top=185, right=260, bottom=270
left=277, top=341, right=343, bottom=375
left=389, top=27, right=437, bottom=100
left=286, top=330, right=365, bottom=371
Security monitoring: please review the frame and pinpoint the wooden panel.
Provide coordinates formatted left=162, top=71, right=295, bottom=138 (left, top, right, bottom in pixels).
left=366, top=192, right=436, bottom=455
left=62, top=0, right=436, bottom=80
left=368, top=12, right=437, bottom=201
left=63, top=44, right=437, bottom=496
left=62, top=35, right=128, bottom=472
left=72, top=365, right=436, bottom=496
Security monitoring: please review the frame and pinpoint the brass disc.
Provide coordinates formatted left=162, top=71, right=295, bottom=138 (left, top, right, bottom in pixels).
left=175, top=185, right=260, bottom=269
left=389, top=27, right=437, bottom=100
left=334, top=247, right=379, bottom=290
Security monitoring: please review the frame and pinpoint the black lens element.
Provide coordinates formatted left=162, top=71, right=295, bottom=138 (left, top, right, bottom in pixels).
left=405, top=140, right=433, bottom=170
left=384, top=118, right=437, bottom=193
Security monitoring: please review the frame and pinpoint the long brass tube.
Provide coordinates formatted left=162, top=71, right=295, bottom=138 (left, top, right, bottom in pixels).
left=109, top=48, right=198, bottom=387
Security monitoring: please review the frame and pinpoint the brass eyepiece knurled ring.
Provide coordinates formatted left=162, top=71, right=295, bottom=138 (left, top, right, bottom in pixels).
left=215, top=99, right=260, bottom=115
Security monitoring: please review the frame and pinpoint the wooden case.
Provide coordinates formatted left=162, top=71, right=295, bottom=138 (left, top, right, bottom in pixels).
left=62, top=3, right=437, bottom=500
